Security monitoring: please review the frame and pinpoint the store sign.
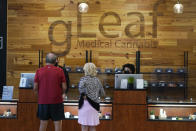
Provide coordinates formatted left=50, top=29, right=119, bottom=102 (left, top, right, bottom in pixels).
left=48, top=0, right=162, bottom=56
left=76, top=39, right=158, bottom=49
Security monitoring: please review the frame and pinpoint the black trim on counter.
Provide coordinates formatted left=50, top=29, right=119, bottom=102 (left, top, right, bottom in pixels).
left=0, top=99, right=18, bottom=102
left=0, top=115, right=17, bottom=119
left=114, top=88, right=147, bottom=91
left=19, top=87, right=34, bottom=89
left=63, top=100, right=113, bottom=104
left=148, top=117, right=196, bottom=122
left=148, top=103, right=196, bottom=105
left=147, top=99, right=196, bottom=104
left=114, top=103, right=147, bottom=106
left=141, top=72, right=187, bottom=75
left=64, top=117, right=112, bottom=120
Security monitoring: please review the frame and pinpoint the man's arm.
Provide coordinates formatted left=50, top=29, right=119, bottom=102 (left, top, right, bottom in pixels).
left=33, top=82, right=38, bottom=95
left=62, top=82, right=67, bottom=99
left=62, top=82, right=67, bottom=94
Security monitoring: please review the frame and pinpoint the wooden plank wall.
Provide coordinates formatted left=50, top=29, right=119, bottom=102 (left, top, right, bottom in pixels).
left=7, top=0, right=196, bottom=98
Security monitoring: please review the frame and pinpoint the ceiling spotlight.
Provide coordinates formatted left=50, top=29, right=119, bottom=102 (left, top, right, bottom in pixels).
left=173, top=0, right=183, bottom=14
left=78, top=3, right=89, bottom=13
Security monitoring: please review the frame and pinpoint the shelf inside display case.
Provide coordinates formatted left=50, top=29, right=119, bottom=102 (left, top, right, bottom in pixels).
left=141, top=72, right=187, bottom=75
left=0, top=100, right=18, bottom=119
left=143, top=72, right=187, bottom=99
left=66, top=66, right=124, bottom=75
left=68, top=71, right=116, bottom=75
left=139, top=52, right=188, bottom=99
left=63, top=100, right=112, bottom=120
left=147, top=99, right=196, bottom=122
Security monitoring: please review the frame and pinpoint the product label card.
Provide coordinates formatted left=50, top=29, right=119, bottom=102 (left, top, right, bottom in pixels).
left=120, top=79, right=128, bottom=89
left=19, top=77, right=27, bottom=87
left=136, top=79, right=144, bottom=89
left=2, top=86, right=14, bottom=100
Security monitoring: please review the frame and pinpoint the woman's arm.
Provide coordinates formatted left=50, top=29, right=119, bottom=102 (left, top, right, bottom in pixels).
left=97, top=78, right=105, bottom=97
left=78, top=77, right=86, bottom=94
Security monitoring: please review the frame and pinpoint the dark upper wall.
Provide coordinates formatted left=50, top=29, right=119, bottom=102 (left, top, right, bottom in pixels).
left=0, top=0, right=7, bottom=96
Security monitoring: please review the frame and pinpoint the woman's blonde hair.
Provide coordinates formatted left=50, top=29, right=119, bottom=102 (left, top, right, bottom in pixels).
left=83, top=63, right=97, bottom=76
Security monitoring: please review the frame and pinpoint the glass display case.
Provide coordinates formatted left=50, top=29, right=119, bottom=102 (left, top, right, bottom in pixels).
left=0, top=100, right=18, bottom=119
left=64, top=67, right=114, bottom=120
left=143, top=72, right=187, bottom=99
left=63, top=101, right=112, bottom=120
left=140, top=51, right=188, bottom=100
left=147, top=99, right=196, bottom=121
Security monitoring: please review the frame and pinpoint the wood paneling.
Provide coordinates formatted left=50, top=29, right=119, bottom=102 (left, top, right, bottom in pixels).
left=114, top=90, right=146, bottom=104
left=17, top=103, right=40, bottom=131
left=5, top=1, right=196, bottom=130
left=113, top=105, right=148, bottom=131
left=19, top=88, right=37, bottom=102
left=7, top=0, right=196, bottom=99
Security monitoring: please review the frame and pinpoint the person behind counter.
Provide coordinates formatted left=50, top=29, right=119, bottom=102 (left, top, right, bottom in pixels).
left=55, top=57, right=70, bottom=94
left=34, top=53, right=67, bottom=131
left=78, top=63, right=105, bottom=131
left=122, top=63, right=135, bottom=74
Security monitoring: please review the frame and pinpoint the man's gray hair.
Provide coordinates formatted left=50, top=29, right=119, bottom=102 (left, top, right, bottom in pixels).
left=46, top=53, right=57, bottom=64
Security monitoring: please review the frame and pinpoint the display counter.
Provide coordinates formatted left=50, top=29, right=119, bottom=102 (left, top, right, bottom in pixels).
left=147, top=99, right=196, bottom=121
left=0, top=83, right=194, bottom=131
left=0, top=99, right=18, bottom=119
left=1, top=88, right=196, bottom=130
left=63, top=100, right=113, bottom=120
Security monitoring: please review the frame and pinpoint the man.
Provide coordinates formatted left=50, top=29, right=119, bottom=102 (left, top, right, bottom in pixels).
left=34, top=53, right=67, bottom=131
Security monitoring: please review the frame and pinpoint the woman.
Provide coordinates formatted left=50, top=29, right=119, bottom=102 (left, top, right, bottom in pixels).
left=78, top=63, right=105, bottom=131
